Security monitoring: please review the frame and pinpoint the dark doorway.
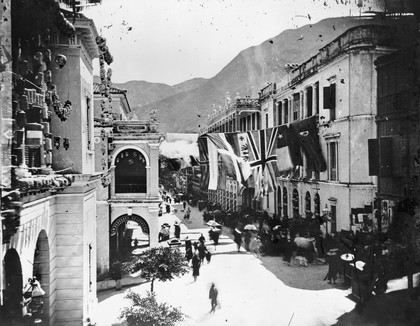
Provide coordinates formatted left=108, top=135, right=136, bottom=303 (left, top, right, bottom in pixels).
left=2, top=249, right=23, bottom=321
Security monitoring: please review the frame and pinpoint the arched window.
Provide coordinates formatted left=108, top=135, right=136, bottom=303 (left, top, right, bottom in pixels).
left=292, top=188, right=299, bottom=218
left=314, top=193, right=320, bottom=221
left=115, top=149, right=147, bottom=193
left=305, top=192, right=311, bottom=219
left=282, top=187, right=288, bottom=218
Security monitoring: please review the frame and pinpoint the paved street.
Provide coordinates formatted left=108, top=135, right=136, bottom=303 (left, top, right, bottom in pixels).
left=95, top=204, right=358, bottom=326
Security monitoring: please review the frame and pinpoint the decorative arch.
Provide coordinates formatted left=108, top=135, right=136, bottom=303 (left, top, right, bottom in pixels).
left=305, top=192, right=312, bottom=219
left=110, top=214, right=150, bottom=263
left=113, top=145, right=150, bottom=167
left=110, top=214, right=150, bottom=236
left=115, top=149, right=147, bottom=193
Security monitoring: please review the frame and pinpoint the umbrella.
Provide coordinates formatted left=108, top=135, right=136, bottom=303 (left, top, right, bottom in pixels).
left=234, top=228, right=242, bottom=234
left=168, top=239, right=182, bottom=247
left=206, top=220, right=221, bottom=227
left=340, top=253, right=355, bottom=261
left=244, top=224, right=258, bottom=231
left=273, top=225, right=283, bottom=230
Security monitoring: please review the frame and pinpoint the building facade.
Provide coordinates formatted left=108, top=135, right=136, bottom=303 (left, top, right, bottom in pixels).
left=1, top=1, right=104, bottom=325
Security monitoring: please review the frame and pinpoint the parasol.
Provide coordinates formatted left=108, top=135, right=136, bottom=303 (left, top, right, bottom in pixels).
left=206, top=220, right=221, bottom=227
left=340, top=253, right=355, bottom=261
left=244, top=224, right=258, bottom=231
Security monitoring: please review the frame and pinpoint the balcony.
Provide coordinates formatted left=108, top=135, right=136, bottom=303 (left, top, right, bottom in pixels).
left=207, top=97, right=260, bottom=126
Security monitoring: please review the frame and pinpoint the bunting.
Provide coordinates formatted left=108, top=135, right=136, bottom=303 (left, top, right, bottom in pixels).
left=197, top=136, right=209, bottom=190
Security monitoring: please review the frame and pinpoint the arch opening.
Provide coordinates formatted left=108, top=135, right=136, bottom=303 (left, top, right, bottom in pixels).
left=115, top=149, right=147, bottom=193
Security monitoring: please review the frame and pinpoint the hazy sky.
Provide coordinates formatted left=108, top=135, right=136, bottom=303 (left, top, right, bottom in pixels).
left=84, top=0, right=377, bottom=85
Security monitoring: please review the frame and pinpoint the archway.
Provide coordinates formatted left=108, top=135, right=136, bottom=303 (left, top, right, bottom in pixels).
left=2, top=249, right=23, bottom=320
left=110, top=214, right=150, bottom=263
left=32, top=230, right=50, bottom=322
left=115, top=149, right=147, bottom=193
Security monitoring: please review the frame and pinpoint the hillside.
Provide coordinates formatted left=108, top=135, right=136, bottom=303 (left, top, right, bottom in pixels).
left=132, top=16, right=388, bottom=132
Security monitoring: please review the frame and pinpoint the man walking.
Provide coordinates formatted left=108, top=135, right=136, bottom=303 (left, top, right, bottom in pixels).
left=209, top=283, right=218, bottom=313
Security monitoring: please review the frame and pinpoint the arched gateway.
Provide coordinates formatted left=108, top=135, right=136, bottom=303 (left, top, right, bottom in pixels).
left=110, top=214, right=150, bottom=263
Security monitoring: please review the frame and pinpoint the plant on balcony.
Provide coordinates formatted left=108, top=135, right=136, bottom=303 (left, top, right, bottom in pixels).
left=120, top=290, right=186, bottom=326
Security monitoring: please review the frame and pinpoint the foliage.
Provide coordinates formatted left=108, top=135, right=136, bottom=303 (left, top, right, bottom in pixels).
left=122, top=247, right=189, bottom=292
left=120, top=290, right=186, bottom=326
left=159, top=155, right=187, bottom=194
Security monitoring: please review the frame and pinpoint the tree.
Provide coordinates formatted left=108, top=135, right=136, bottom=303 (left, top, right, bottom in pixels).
left=120, top=290, right=186, bottom=326
left=122, top=247, right=189, bottom=292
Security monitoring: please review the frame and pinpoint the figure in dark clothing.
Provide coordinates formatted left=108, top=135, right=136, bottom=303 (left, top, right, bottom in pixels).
left=233, top=229, right=242, bottom=252
left=183, top=201, right=187, bottom=211
left=244, top=231, right=251, bottom=251
left=205, top=250, right=212, bottom=264
left=283, top=239, right=295, bottom=265
left=209, top=283, right=218, bottom=312
left=174, top=222, right=181, bottom=239
left=198, top=242, right=206, bottom=263
left=166, top=204, right=171, bottom=214
left=185, top=238, right=193, bottom=262
left=192, top=254, right=201, bottom=281
left=193, top=241, right=199, bottom=251
left=199, top=233, right=205, bottom=245
left=326, top=251, right=339, bottom=284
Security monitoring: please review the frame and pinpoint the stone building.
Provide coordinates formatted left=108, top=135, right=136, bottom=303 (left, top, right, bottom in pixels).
left=0, top=1, right=104, bottom=325
left=93, top=82, right=163, bottom=275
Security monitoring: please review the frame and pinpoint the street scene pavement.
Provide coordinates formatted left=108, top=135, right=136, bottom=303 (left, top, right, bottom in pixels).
left=95, top=204, right=359, bottom=326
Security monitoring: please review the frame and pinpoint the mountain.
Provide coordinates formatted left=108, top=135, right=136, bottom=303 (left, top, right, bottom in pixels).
left=129, top=16, right=388, bottom=132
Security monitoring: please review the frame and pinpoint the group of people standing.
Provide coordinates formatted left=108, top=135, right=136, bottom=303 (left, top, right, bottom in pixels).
left=185, top=233, right=213, bottom=282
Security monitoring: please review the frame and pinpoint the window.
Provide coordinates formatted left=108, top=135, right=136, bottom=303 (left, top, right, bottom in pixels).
left=306, top=86, right=313, bottom=117
left=115, top=149, right=147, bottom=193
left=284, top=99, right=289, bottom=123
left=293, top=93, right=300, bottom=121
left=278, top=102, right=283, bottom=125
left=86, top=97, right=92, bottom=150
left=323, top=83, right=336, bottom=121
left=327, top=142, right=338, bottom=181
left=283, top=187, right=288, bottom=218
left=292, top=188, right=299, bottom=217
left=314, top=193, right=320, bottom=220
left=305, top=191, right=311, bottom=219
left=265, top=113, right=269, bottom=129
left=277, top=186, right=282, bottom=217
left=315, top=82, right=319, bottom=114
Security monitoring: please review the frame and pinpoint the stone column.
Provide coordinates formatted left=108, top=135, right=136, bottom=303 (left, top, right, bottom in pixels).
left=303, top=88, right=308, bottom=119
left=148, top=143, right=160, bottom=198
left=289, top=96, right=293, bottom=123
left=313, top=83, right=318, bottom=114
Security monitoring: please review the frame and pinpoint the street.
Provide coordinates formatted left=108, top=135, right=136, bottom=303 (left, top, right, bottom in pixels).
left=95, top=204, right=356, bottom=326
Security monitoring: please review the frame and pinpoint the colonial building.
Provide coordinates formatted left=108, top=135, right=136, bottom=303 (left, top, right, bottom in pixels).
left=1, top=1, right=104, bottom=325
left=93, top=82, right=163, bottom=275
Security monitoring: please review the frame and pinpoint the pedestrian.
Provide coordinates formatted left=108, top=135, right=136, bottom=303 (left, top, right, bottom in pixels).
left=185, top=237, right=193, bottom=262
left=244, top=230, right=251, bottom=251
left=183, top=201, right=187, bottom=211
left=198, top=242, right=206, bottom=264
left=283, top=238, right=294, bottom=265
left=250, top=237, right=262, bottom=258
left=209, top=283, right=218, bottom=312
left=174, top=221, right=181, bottom=239
left=166, top=204, right=171, bottom=214
left=199, top=233, right=205, bottom=245
left=192, top=253, right=201, bottom=281
left=186, top=207, right=191, bottom=220
left=205, top=249, right=212, bottom=264
left=233, top=228, right=242, bottom=252
left=325, top=250, right=339, bottom=284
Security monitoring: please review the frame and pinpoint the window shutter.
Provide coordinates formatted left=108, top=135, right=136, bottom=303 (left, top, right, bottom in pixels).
left=330, top=83, right=336, bottom=109
left=379, top=137, right=393, bottom=177
left=368, top=138, right=379, bottom=176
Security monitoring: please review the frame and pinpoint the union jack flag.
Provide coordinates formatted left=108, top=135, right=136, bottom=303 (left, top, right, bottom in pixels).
left=246, top=127, right=280, bottom=198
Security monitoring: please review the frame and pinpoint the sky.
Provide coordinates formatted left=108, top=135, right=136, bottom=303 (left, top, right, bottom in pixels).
left=84, top=0, right=380, bottom=86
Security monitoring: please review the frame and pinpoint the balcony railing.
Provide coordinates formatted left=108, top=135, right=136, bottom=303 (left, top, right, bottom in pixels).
left=115, top=183, right=147, bottom=193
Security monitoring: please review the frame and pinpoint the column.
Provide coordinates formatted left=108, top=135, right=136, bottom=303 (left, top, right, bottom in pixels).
left=313, top=83, right=318, bottom=114
left=303, top=88, right=308, bottom=119
left=289, top=96, right=293, bottom=123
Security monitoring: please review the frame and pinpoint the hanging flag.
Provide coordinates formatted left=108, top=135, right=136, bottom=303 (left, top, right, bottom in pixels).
left=291, top=115, right=326, bottom=172
left=276, top=125, right=303, bottom=172
left=246, top=127, right=280, bottom=198
left=197, top=136, right=209, bottom=190
left=206, top=133, right=249, bottom=184
left=208, top=139, right=219, bottom=190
